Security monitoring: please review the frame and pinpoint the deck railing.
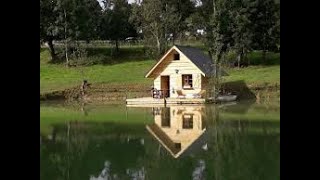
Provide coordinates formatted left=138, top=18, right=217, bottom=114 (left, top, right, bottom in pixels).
left=151, top=89, right=170, bottom=99
left=83, top=86, right=235, bottom=101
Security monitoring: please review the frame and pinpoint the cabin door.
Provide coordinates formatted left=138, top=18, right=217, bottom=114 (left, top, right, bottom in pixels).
left=161, top=76, right=170, bottom=98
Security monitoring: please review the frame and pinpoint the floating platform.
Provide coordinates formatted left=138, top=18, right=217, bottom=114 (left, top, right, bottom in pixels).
left=126, top=97, right=206, bottom=106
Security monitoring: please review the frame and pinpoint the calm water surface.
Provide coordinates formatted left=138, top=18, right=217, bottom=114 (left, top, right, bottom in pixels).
left=40, top=101, right=280, bottom=180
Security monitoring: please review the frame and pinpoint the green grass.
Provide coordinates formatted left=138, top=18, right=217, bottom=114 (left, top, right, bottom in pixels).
left=40, top=49, right=154, bottom=93
left=40, top=46, right=279, bottom=93
left=224, top=65, right=280, bottom=86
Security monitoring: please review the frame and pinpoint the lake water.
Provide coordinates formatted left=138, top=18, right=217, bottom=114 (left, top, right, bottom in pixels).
left=40, top=101, right=280, bottom=180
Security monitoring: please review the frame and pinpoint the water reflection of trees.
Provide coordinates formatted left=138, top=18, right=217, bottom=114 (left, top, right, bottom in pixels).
left=41, top=121, right=148, bottom=180
left=41, top=103, right=279, bottom=180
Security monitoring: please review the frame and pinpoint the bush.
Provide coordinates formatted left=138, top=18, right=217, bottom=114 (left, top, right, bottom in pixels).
left=247, top=51, right=280, bottom=65
left=223, top=50, right=280, bottom=67
left=69, top=55, right=107, bottom=66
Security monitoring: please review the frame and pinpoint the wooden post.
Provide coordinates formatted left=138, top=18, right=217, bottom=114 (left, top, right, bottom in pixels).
left=125, top=88, right=128, bottom=101
left=125, top=105, right=128, bottom=121
left=67, top=121, right=70, bottom=180
left=164, top=90, right=167, bottom=106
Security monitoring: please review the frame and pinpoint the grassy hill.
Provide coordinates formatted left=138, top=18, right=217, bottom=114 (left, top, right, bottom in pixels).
left=40, top=46, right=279, bottom=97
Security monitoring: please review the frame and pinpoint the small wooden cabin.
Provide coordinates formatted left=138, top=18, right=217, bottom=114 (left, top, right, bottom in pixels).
left=145, top=45, right=227, bottom=98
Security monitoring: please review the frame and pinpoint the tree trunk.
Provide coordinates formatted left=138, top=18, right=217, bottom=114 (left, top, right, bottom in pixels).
left=67, top=121, right=70, bottom=180
left=172, top=32, right=176, bottom=46
left=237, top=53, right=241, bottom=69
left=115, top=39, right=119, bottom=53
left=65, top=40, right=69, bottom=67
left=209, top=52, right=219, bottom=103
left=64, top=9, right=69, bottom=67
left=208, top=51, right=213, bottom=61
left=156, top=37, right=161, bottom=58
left=262, top=49, right=267, bottom=65
left=207, top=50, right=214, bottom=99
left=47, top=38, right=56, bottom=61
left=52, top=128, right=57, bottom=143
left=213, top=72, right=216, bottom=102
left=214, top=54, right=221, bottom=102
left=247, top=50, right=250, bottom=65
left=243, top=48, right=249, bottom=66
left=262, top=33, right=267, bottom=64
left=172, top=35, right=175, bottom=46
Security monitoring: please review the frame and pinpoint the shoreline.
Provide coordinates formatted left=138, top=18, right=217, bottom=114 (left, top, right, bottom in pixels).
left=40, top=82, right=280, bottom=104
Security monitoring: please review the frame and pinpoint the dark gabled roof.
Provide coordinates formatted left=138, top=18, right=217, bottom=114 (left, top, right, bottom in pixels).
left=145, top=45, right=228, bottom=78
left=175, top=45, right=228, bottom=76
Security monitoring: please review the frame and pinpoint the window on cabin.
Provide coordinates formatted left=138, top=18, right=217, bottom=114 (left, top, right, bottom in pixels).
left=182, top=74, right=193, bottom=89
left=182, top=114, right=193, bottom=129
left=161, top=117, right=170, bottom=127
left=174, top=53, right=180, bottom=60
left=175, top=143, right=181, bottom=149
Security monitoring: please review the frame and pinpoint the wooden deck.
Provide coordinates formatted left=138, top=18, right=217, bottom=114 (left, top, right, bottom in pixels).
left=126, top=97, right=206, bottom=106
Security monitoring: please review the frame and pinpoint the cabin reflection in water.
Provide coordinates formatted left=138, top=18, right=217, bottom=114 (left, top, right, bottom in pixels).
left=147, top=106, right=207, bottom=158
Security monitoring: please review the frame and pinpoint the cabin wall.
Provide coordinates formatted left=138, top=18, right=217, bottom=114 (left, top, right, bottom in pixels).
left=154, top=76, right=161, bottom=90
left=152, top=49, right=205, bottom=98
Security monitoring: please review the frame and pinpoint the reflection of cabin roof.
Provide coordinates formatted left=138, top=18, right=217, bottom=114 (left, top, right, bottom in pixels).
left=146, top=124, right=181, bottom=155
left=177, top=130, right=209, bottom=158
left=146, top=124, right=206, bottom=158
left=145, top=45, right=228, bottom=78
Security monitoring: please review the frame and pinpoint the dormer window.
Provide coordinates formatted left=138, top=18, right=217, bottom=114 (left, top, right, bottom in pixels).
left=174, top=53, right=180, bottom=60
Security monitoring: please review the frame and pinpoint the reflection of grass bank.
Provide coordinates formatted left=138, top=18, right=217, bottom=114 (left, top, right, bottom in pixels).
left=218, top=101, right=280, bottom=121
left=220, top=108, right=280, bottom=122
left=40, top=105, right=153, bottom=135
left=40, top=102, right=280, bottom=136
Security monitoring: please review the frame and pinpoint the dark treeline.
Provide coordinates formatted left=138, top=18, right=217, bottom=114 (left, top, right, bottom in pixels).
left=40, top=0, right=279, bottom=65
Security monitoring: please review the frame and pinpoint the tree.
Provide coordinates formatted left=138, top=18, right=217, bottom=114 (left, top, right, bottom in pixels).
left=40, top=0, right=60, bottom=61
left=55, top=0, right=102, bottom=64
left=274, top=1, right=280, bottom=52
left=100, top=0, right=137, bottom=53
left=138, top=0, right=167, bottom=58
left=40, top=0, right=102, bottom=63
left=130, top=0, right=194, bottom=59
left=164, top=0, right=196, bottom=45
left=185, top=10, right=206, bottom=40
left=72, top=0, right=102, bottom=42
left=201, top=0, right=233, bottom=100
left=231, top=0, right=255, bottom=68
left=250, top=0, right=280, bottom=62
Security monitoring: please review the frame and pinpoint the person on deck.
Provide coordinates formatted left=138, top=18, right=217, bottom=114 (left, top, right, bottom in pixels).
left=151, top=86, right=160, bottom=98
